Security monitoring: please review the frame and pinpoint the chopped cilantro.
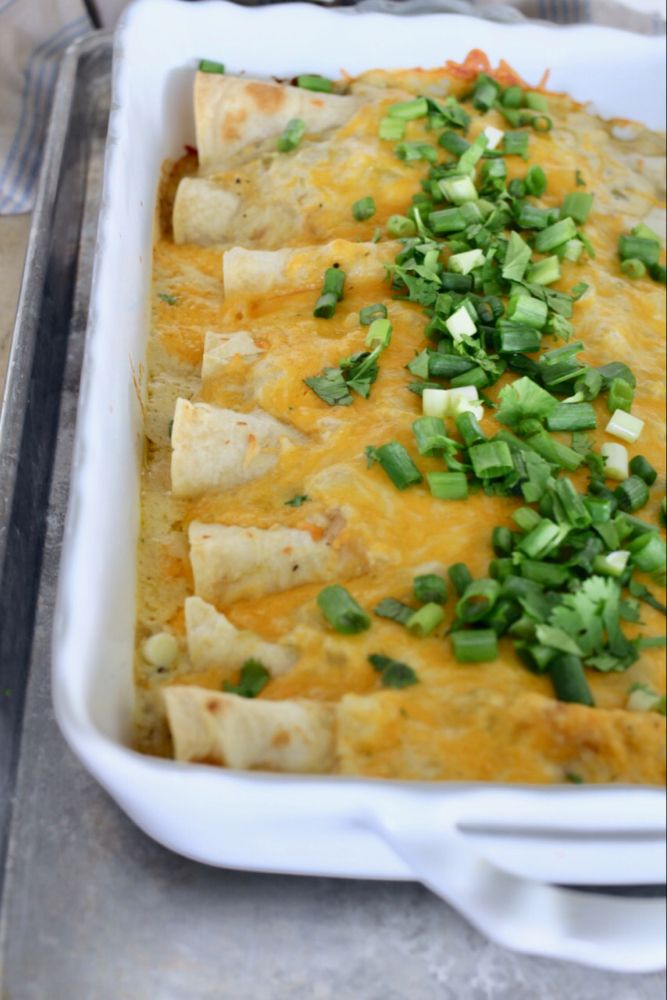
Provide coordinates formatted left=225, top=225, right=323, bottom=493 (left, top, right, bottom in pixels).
left=496, top=377, right=558, bottom=429
left=304, top=368, right=352, bottom=406
left=158, top=292, right=178, bottom=305
left=368, top=653, right=418, bottom=688
left=374, top=598, right=415, bottom=626
left=284, top=494, right=310, bottom=508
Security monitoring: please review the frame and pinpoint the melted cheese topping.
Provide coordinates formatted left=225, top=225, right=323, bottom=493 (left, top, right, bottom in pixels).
left=137, top=62, right=666, bottom=785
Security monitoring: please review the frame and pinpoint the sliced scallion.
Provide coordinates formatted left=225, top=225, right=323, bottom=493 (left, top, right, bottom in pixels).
left=452, top=628, right=498, bottom=663
left=372, top=441, right=422, bottom=490
left=449, top=563, right=472, bottom=597
left=549, top=654, right=594, bottom=706
left=296, top=74, right=333, bottom=92
left=317, top=585, right=370, bottom=634
left=414, top=574, right=448, bottom=605
left=427, top=471, right=469, bottom=500
left=277, top=117, right=306, bottom=153
left=352, top=196, right=376, bottom=222
left=406, top=602, right=445, bottom=636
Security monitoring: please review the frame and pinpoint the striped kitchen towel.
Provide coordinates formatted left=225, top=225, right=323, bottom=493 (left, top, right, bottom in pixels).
left=0, top=0, right=664, bottom=215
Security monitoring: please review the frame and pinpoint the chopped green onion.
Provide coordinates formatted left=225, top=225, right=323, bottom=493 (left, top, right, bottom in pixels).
left=526, top=430, right=583, bottom=472
left=561, top=192, right=594, bottom=224
left=621, top=258, right=647, bottom=279
left=317, top=585, right=370, bottom=634
left=387, top=97, right=429, bottom=120
left=601, top=442, right=629, bottom=481
left=395, top=142, right=438, bottom=164
left=277, top=117, right=306, bottom=152
left=456, top=577, right=500, bottom=625
left=520, top=560, right=570, bottom=587
left=549, top=655, right=594, bottom=706
left=472, top=75, right=500, bottom=112
left=492, top=526, right=514, bottom=556
left=584, top=496, right=615, bottom=523
left=628, top=533, right=666, bottom=573
left=414, top=573, right=448, bottom=605
left=605, top=409, right=644, bottom=443
left=517, top=202, right=550, bottom=230
left=525, top=165, right=547, bottom=197
left=513, top=506, right=542, bottom=532
left=502, top=85, right=524, bottom=108
left=629, top=455, right=657, bottom=486
left=198, top=59, right=226, bottom=74
left=490, top=559, right=514, bottom=583
left=296, top=74, right=334, bottom=92
left=372, top=441, right=422, bottom=490
left=446, top=304, right=477, bottom=341
left=440, top=175, right=478, bottom=205
left=360, top=303, right=387, bottom=326
left=496, top=324, right=542, bottom=354
left=615, top=475, right=650, bottom=513
left=503, top=130, right=529, bottom=156
left=456, top=410, right=487, bottom=446
left=535, top=218, right=578, bottom=253
left=607, top=377, right=634, bottom=414
left=502, top=231, right=532, bottom=281
left=649, top=263, right=666, bottom=283
left=546, top=402, right=597, bottom=432
left=379, top=117, right=405, bottom=141
left=553, top=477, right=592, bottom=528
left=412, top=416, right=450, bottom=456
left=526, top=256, right=561, bottom=286
left=562, top=239, right=584, bottom=263
left=449, top=563, right=472, bottom=597
left=531, top=115, right=553, bottom=133
left=517, top=518, right=564, bottom=558
left=618, top=234, right=660, bottom=266
left=469, top=441, right=514, bottom=479
left=406, top=602, right=445, bottom=636
left=427, top=471, right=469, bottom=500
left=352, top=196, right=376, bottom=222
left=223, top=659, right=270, bottom=698
left=439, top=131, right=471, bottom=156
left=452, top=628, right=498, bottom=663
left=313, top=266, right=345, bottom=318
left=525, top=92, right=549, bottom=112
left=632, top=222, right=663, bottom=243
left=387, top=214, right=417, bottom=237
left=593, top=550, right=630, bottom=578
left=450, top=366, right=489, bottom=390
left=428, top=206, right=468, bottom=234
left=366, top=318, right=392, bottom=348
left=449, top=248, right=485, bottom=275
left=506, top=294, right=548, bottom=329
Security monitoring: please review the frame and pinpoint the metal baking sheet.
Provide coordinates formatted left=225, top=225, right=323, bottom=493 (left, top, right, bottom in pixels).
left=0, top=27, right=664, bottom=1000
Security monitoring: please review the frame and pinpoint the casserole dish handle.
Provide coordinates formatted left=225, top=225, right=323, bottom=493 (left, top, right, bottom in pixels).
left=371, top=812, right=666, bottom=972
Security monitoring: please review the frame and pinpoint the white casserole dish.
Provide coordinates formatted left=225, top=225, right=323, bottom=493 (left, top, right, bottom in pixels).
left=52, top=0, right=667, bottom=971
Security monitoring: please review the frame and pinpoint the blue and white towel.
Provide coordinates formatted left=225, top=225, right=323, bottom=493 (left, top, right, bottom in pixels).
left=0, top=0, right=663, bottom=216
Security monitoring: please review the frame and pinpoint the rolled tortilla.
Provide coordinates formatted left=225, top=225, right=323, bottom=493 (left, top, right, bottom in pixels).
left=188, top=521, right=359, bottom=605
left=164, top=686, right=336, bottom=772
left=171, top=399, right=301, bottom=498
left=173, top=178, right=241, bottom=246
left=185, top=596, right=298, bottom=677
left=201, top=330, right=262, bottom=381
left=222, top=239, right=398, bottom=299
left=194, top=72, right=361, bottom=174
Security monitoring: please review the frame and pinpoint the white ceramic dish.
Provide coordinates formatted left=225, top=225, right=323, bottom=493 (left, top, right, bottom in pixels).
left=52, top=0, right=666, bottom=972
